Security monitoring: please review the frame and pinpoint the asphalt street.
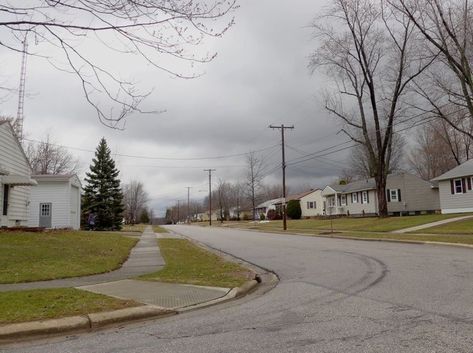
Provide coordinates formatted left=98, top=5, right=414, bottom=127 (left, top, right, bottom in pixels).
left=4, top=225, right=473, bottom=353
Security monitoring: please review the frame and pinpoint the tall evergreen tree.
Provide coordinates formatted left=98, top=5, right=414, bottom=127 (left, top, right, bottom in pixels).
left=82, top=138, right=124, bottom=230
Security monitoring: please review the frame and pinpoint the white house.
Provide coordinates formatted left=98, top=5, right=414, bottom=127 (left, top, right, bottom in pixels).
left=322, top=173, right=440, bottom=216
left=0, top=121, right=37, bottom=227
left=432, top=159, right=473, bottom=214
left=299, top=189, right=325, bottom=217
left=28, top=174, right=82, bottom=229
left=255, top=198, right=284, bottom=219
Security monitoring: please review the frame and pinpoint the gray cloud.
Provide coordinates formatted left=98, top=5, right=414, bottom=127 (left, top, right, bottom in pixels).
left=0, top=0, right=353, bottom=216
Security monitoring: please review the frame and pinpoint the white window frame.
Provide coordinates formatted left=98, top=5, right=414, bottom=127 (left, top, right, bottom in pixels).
left=454, top=178, right=464, bottom=194
left=341, top=194, right=346, bottom=206
left=352, top=193, right=358, bottom=204
left=362, top=191, right=368, bottom=204
left=390, top=189, right=399, bottom=202
left=329, top=197, right=336, bottom=207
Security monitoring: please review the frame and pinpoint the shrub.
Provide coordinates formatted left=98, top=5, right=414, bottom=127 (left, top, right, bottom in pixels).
left=287, top=200, right=302, bottom=219
left=267, top=209, right=282, bottom=220
left=259, top=213, right=266, bottom=221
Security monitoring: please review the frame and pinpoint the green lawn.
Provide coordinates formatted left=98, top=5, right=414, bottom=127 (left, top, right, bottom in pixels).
left=0, top=288, right=139, bottom=325
left=225, top=214, right=463, bottom=233
left=315, top=232, right=473, bottom=245
left=140, top=239, right=253, bottom=288
left=153, top=225, right=168, bottom=233
left=0, top=231, right=138, bottom=284
left=412, top=217, right=473, bottom=235
left=121, top=224, right=149, bottom=233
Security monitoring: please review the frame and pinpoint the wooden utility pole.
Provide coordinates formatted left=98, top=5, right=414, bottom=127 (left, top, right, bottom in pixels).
left=204, top=169, right=216, bottom=226
left=269, top=124, right=294, bottom=231
left=185, top=187, right=191, bottom=224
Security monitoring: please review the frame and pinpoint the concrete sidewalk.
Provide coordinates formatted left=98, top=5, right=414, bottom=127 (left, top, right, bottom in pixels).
left=0, top=226, right=235, bottom=309
left=391, top=215, right=473, bottom=234
left=0, top=226, right=165, bottom=292
left=78, top=279, right=230, bottom=309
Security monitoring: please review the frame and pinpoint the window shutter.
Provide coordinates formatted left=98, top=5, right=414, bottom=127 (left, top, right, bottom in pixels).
left=387, top=189, right=391, bottom=202
left=462, top=178, right=467, bottom=193
left=367, top=191, right=370, bottom=203
left=468, top=178, right=472, bottom=191
left=398, top=189, right=402, bottom=202
left=451, top=180, right=455, bottom=194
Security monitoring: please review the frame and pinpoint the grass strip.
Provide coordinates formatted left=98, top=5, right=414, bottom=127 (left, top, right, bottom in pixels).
left=221, top=214, right=465, bottom=232
left=0, top=288, right=139, bottom=325
left=0, top=231, right=137, bottom=284
left=411, top=218, right=473, bottom=235
left=153, top=226, right=168, bottom=233
left=140, top=238, right=252, bottom=288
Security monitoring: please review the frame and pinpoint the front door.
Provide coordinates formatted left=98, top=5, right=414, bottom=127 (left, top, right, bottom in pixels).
left=39, top=203, right=52, bottom=228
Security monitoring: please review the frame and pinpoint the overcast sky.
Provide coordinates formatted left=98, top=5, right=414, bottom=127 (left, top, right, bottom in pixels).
left=1, top=0, right=354, bottom=216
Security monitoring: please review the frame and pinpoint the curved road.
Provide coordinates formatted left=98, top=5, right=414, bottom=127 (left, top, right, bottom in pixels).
left=4, top=226, right=473, bottom=353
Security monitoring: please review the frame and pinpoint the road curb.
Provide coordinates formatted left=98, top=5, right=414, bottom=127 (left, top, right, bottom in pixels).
left=213, top=225, right=473, bottom=251
left=87, top=305, right=176, bottom=328
left=0, top=305, right=176, bottom=342
left=0, top=315, right=90, bottom=341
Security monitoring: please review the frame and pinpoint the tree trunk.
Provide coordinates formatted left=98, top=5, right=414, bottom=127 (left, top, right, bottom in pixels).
left=376, top=169, right=388, bottom=217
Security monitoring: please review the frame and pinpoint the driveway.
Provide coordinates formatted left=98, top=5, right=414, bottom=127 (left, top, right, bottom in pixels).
left=4, top=225, right=473, bottom=353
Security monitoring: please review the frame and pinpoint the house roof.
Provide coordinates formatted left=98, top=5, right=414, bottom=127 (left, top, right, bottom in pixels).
left=32, top=174, right=82, bottom=187
left=256, top=198, right=284, bottom=209
left=325, top=178, right=377, bottom=195
left=432, top=159, right=473, bottom=181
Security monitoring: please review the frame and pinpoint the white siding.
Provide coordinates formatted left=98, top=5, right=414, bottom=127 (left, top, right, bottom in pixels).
left=438, top=179, right=473, bottom=214
left=300, top=190, right=325, bottom=217
left=28, top=182, right=71, bottom=228
left=0, top=123, right=31, bottom=226
left=70, top=185, right=80, bottom=229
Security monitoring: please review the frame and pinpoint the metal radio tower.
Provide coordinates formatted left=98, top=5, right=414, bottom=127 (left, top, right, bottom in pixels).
left=16, top=37, right=28, bottom=141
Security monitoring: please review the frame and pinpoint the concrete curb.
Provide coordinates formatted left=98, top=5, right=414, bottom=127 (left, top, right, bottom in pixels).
left=0, top=305, right=176, bottom=342
left=177, top=278, right=261, bottom=313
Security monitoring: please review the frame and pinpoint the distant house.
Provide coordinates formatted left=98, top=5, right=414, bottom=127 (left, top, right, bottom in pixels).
left=255, top=198, right=284, bottom=219
left=28, top=174, right=82, bottom=229
left=299, top=189, right=325, bottom=218
left=322, top=173, right=439, bottom=216
left=432, top=159, right=473, bottom=214
left=0, top=121, right=37, bottom=227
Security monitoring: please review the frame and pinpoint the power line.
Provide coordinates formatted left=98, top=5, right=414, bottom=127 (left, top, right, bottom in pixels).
left=22, top=137, right=279, bottom=162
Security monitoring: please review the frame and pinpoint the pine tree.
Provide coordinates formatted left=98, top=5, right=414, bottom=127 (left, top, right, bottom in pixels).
left=82, top=138, right=124, bottom=230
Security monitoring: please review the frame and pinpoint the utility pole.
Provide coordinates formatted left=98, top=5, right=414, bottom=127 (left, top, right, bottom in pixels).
left=204, top=169, right=216, bottom=226
left=185, top=187, right=191, bottom=224
left=177, top=200, right=180, bottom=224
left=269, top=124, right=294, bottom=231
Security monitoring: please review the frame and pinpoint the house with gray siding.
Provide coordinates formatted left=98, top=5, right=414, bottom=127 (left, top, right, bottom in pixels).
left=322, top=173, right=440, bottom=216
left=432, top=159, right=473, bottom=214
left=0, top=121, right=37, bottom=227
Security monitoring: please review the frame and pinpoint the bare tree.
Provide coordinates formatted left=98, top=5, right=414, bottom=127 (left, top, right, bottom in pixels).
left=259, top=184, right=285, bottom=201
left=122, top=180, right=149, bottom=224
left=216, top=179, right=232, bottom=222
left=392, top=0, right=473, bottom=139
left=311, top=0, right=432, bottom=216
left=245, top=152, right=265, bottom=220
left=0, top=1, right=236, bottom=127
left=349, top=131, right=405, bottom=179
left=409, top=119, right=472, bottom=179
left=26, top=135, right=80, bottom=175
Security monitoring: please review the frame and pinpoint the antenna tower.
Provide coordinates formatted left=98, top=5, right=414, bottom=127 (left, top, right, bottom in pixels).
left=16, top=36, right=28, bottom=141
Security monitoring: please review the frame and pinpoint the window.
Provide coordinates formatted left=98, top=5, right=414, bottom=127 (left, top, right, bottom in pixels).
left=390, top=189, right=399, bottom=202
left=352, top=193, right=358, bottom=203
left=454, top=178, right=464, bottom=194
left=362, top=191, right=368, bottom=204
left=2, top=185, right=9, bottom=216
left=41, top=203, right=51, bottom=217
left=306, top=201, right=315, bottom=209
left=341, top=194, right=347, bottom=206
left=329, top=197, right=336, bottom=207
